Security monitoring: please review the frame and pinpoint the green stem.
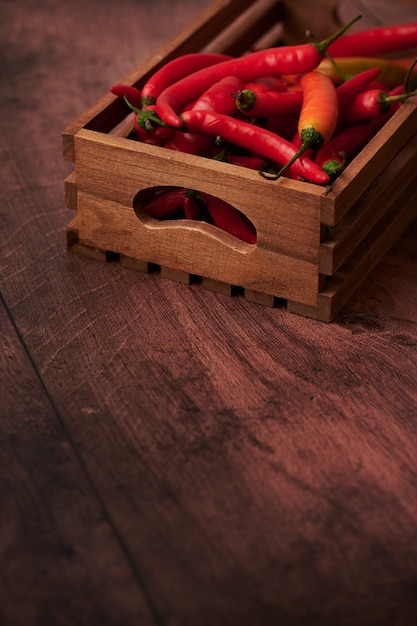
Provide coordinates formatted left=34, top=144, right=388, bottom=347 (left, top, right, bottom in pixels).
left=378, top=87, right=417, bottom=112
left=137, top=110, right=172, bottom=131
left=262, top=128, right=322, bottom=180
left=324, top=52, right=350, bottom=82
left=404, top=57, right=417, bottom=93
left=233, top=89, right=257, bottom=112
left=314, top=14, right=362, bottom=56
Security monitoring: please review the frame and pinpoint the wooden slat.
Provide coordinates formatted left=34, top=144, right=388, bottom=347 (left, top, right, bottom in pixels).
left=120, top=254, right=152, bottom=273
left=66, top=216, right=109, bottom=262
left=72, top=129, right=323, bottom=306
left=321, top=101, right=417, bottom=226
left=202, top=0, right=284, bottom=55
left=160, top=266, right=195, bottom=284
left=319, top=131, right=417, bottom=275
left=244, top=288, right=276, bottom=306
left=201, top=276, right=235, bottom=295
left=289, top=184, right=417, bottom=321
left=64, top=171, right=77, bottom=211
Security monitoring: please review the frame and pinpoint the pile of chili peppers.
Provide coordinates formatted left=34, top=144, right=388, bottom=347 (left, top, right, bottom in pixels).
left=111, top=17, right=417, bottom=242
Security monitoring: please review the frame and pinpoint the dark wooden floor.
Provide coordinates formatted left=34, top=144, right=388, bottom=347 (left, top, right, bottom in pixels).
left=1, top=1, right=417, bottom=625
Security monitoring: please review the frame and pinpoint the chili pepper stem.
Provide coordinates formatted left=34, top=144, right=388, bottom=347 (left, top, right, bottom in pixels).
left=263, top=128, right=322, bottom=180
left=403, top=57, right=417, bottom=93
left=378, top=87, right=417, bottom=109
left=138, top=110, right=171, bottom=130
left=313, top=15, right=362, bottom=56
left=324, top=53, right=350, bottom=82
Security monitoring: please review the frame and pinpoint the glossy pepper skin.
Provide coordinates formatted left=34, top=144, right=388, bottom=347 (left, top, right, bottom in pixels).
left=110, top=84, right=143, bottom=109
left=142, top=188, right=187, bottom=219
left=197, top=191, right=257, bottom=244
left=335, top=67, right=382, bottom=118
left=327, top=22, right=417, bottom=58
left=235, top=89, right=303, bottom=118
left=297, top=71, right=339, bottom=147
left=180, top=109, right=330, bottom=185
left=270, top=71, right=338, bottom=179
left=163, top=75, right=244, bottom=154
left=344, top=85, right=406, bottom=123
left=155, top=16, right=361, bottom=127
left=314, top=121, right=381, bottom=177
left=140, top=53, right=232, bottom=106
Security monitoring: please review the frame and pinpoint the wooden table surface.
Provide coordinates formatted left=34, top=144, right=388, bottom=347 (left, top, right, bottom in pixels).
left=1, top=1, right=417, bottom=625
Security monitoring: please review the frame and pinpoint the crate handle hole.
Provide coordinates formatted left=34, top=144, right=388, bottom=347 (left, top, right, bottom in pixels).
left=133, top=186, right=257, bottom=245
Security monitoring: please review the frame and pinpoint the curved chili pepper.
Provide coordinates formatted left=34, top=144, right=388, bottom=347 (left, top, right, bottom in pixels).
left=327, top=22, right=417, bottom=58
left=163, top=75, right=244, bottom=154
left=197, top=191, right=257, bottom=244
left=110, top=84, right=143, bottom=109
left=140, top=53, right=232, bottom=107
left=335, top=67, right=382, bottom=118
left=155, top=16, right=361, bottom=127
left=272, top=70, right=338, bottom=179
left=143, top=187, right=187, bottom=219
left=235, top=89, right=303, bottom=118
left=343, top=85, right=415, bottom=123
left=179, top=109, right=330, bottom=184
left=314, top=117, right=390, bottom=177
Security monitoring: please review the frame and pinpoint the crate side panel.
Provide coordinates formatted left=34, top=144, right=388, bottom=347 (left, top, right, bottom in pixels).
left=64, top=172, right=77, bottom=211
left=290, top=184, right=417, bottom=321
left=76, top=191, right=320, bottom=306
left=320, top=133, right=417, bottom=275
left=321, top=102, right=417, bottom=226
left=73, top=130, right=324, bottom=264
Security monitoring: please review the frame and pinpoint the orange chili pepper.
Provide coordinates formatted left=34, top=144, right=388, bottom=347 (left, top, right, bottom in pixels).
left=271, top=70, right=338, bottom=179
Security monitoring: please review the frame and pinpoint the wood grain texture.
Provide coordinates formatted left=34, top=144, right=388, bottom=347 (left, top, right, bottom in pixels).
left=1, top=0, right=417, bottom=625
left=0, top=297, right=158, bottom=626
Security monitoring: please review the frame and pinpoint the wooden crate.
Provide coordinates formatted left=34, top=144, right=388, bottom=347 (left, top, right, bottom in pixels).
left=62, top=0, right=417, bottom=322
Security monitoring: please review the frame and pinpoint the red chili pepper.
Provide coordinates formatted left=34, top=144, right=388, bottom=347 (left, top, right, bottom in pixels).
left=143, top=187, right=187, bottom=219
left=273, top=70, right=338, bottom=179
left=235, top=89, right=303, bottom=118
left=343, top=85, right=414, bottom=123
left=223, top=153, right=271, bottom=171
left=197, top=191, right=257, bottom=244
left=163, top=75, right=244, bottom=154
left=155, top=16, right=361, bottom=127
left=183, top=192, right=202, bottom=220
left=328, top=22, right=417, bottom=58
left=110, top=84, right=143, bottom=109
left=314, top=116, right=390, bottom=177
left=209, top=146, right=277, bottom=173
left=335, top=67, right=382, bottom=118
left=140, top=53, right=232, bottom=106
left=180, top=109, right=330, bottom=184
